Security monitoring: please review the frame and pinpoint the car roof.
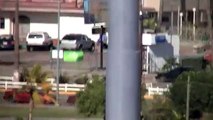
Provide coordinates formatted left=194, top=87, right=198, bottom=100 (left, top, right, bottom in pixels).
left=65, top=34, right=85, bottom=36
left=28, top=32, right=47, bottom=34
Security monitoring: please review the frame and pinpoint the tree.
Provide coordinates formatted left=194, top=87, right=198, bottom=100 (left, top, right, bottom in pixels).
left=20, top=64, right=52, bottom=120
left=76, top=75, right=105, bottom=117
left=162, top=57, right=180, bottom=72
left=169, top=71, right=213, bottom=119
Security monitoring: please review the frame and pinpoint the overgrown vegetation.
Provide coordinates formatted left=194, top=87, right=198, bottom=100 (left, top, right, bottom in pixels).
left=76, top=75, right=105, bottom=117
left=76, top=75, right=147, bottom=117
left=169, top=70, right=213, bottom=119
left=162, top=58, right=180, bottom=72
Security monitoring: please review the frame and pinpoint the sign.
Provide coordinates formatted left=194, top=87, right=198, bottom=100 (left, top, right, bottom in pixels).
left=155, top=35, right=166, bottom=44
left=83, top=0, right=107, bottom=24
left=51, top=50, right=63, bottom=59
left=63, top=51, right=84, bottom=62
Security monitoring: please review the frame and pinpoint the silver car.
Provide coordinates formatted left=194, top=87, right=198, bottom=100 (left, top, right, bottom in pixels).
left=60, top=34, right=95, bottom=51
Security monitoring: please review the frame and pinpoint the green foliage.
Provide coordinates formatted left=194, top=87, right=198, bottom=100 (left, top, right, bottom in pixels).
left=162, top=58, right=180, bottom=72
left=143, top=18, right=157, bottom=30
left=59, top=72, right=70, bottom=83
left=75, top=75, right=89, bottom=84
left=20, top=64, right=52, bottom=83
left=181, top=55, right=204, bottom=70
left=169, top=71, right=213, bottom=118
left=76, top=75, right=105, bottom=117
left=142, top=96, right=179, bottom=120
left=16, top=117, right=24, bottom=120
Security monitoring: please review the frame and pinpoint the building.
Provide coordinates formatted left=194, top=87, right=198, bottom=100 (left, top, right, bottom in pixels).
left=142, top=33, right=180, bottom=73
left=0, top=0, right=99, bottom=44
left=142, top=0, right=213, bottom=28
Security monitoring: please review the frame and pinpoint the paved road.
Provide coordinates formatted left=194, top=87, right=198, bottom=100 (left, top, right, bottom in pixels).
left=0, top=49, right=107, bottom=77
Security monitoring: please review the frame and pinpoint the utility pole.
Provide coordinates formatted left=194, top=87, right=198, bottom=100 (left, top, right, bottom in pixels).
left=99, top=25, right=104, bottom=69
left=56, top=0, right=61, bottom=106
left=170, top=5, right=174, bottom=43
left=106, top=0, right=141, bottom=120
left=186, top=76, right=190, bottom=120
left=193, top=8, right=196, bottom=41
left=177, top=6, right=180, bottom=35
left=180, top=12, right=183, bottom=36
left=15, top=0, right=20, bottom=72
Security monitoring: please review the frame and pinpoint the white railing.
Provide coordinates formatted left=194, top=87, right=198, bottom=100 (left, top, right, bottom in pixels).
left=0, top=76, right=85, bottom=92
left=0, top=76, right=170, bottom=95
left=145, top=83, right=171, bottom=96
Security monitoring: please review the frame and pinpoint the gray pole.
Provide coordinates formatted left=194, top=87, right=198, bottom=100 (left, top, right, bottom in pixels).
left=170, top=8, right=174, bottom=43
left=186, top=76, right=190, bottom=120
left=56, top=0, right=61, bottom=106
left=15, top=0, right=19, bottom=72
left=106, top=0, right=141, bottom=119
left=177, top=6, right=180, bottom=35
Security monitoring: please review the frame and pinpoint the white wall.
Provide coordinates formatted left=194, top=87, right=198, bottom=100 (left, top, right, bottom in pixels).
left=28, top=12, right=100, bottom=42
left=146, top=34, right=180, bottom=73
left=0, top=12, right=103, bottom=42
left=0, top=18, right=11, bottom=35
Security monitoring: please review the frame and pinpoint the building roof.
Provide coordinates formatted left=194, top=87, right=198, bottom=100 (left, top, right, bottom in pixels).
left=0, top=0, right=84, bottom=14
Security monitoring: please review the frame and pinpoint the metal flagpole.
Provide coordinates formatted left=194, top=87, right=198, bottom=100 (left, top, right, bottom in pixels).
left=56, top=0, right=61, bottom=106
left=106, top=0, right=141, bottom=119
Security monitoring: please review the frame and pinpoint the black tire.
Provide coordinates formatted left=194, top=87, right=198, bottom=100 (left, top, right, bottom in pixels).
left=27, top=45, right=33, bottom=52
left=89, top=44, right=95, bottom=52
left=47, top=44, right=52, bottom=51
left=77, top=45, right=82, bottom=50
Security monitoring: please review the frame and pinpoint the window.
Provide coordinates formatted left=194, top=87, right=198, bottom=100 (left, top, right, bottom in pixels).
left=28, top=34, right=43, bottom=39
left=62, top=35, right=82, bottom=41
left=0, top=18, right=5, bottom=29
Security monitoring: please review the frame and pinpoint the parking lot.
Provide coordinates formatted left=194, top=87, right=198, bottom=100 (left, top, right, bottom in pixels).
left=0, top=49, right=107, bottom=77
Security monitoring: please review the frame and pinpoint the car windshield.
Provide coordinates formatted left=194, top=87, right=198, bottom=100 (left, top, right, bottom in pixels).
left=28, top=34, right=43, bottom=38
left=62, top=35, right=82, bottom=41
left=0, top=35, right=13, bottom=40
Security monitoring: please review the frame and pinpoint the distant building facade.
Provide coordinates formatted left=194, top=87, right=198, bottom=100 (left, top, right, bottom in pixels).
left=0, top=0, right=99, bottom=43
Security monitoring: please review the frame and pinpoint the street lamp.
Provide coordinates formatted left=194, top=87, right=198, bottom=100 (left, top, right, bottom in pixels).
left=180, top=12, right=183, bottom=36
left=56, top=0, right=61, bottom=106
left=193, top=7, right=196, bottom=41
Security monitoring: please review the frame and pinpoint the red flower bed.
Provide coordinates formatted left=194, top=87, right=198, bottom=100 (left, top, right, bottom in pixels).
left=14, top=92, right=31, bottom=103
left=3, top=90, right=13, bottom=100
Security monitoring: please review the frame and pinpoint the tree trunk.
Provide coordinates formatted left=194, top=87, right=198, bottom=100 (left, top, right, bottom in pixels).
left=28, top=99, right=33, bottom=120
left=196, top=0, right=200, bottom=26
left=158, top=0, right=163, bottom=26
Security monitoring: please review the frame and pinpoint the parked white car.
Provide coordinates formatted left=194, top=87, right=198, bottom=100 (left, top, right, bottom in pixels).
left=26, top=32, right=52, bottom=51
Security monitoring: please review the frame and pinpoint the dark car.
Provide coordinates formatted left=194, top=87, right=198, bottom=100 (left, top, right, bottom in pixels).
left=155, top=66, right=194, bottom=82
left=0, top=34, right=14, bottom=50
left=60, top=34, right=95, bottom=51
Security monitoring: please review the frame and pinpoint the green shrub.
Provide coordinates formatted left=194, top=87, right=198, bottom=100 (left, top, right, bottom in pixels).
left=76, top=75, right=105, bottom=117
left=75, top=75, right=89, bottom=84
left=59, top=73, right=70, bottom=83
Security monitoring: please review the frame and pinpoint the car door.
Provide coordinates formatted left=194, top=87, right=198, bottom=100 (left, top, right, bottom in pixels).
left=81, top=35, right=92, bottom=49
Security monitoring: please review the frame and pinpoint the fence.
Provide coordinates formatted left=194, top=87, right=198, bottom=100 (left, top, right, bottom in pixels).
left=145, top=83, right=171, bottom=96
left=0, top=76, right=170, bottom=95
left=0, top=76, right=85, bottom=92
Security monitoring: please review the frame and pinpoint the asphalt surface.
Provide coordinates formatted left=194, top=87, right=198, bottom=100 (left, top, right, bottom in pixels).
left=0, top=49, right=107, bottom=77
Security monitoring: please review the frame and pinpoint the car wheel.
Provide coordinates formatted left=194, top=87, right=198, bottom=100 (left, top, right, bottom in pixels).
left=77, top=45, right=82, bottom=50
left=27, top=46, right=33, bottom=52
left=89, top=44, right=95, bottom=52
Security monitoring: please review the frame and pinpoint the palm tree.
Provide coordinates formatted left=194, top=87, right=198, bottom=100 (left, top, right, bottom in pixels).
left=20, top=64, right=52, bottom=120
